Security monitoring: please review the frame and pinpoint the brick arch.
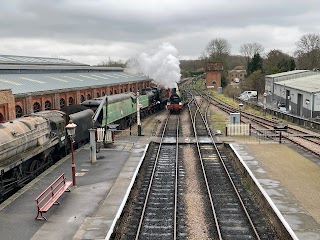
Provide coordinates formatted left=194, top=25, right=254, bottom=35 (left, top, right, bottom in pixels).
left=15, top=105, right=23, bottom=118
left=68, top=97, right=74, bottom=106
left=33, top=102, right=41, bottom=113
left=45, top=100, right=51, bottom=110
left=60, top=98, right=65, bottom=109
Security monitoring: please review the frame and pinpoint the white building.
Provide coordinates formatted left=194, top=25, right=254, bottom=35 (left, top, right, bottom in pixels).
left=265, top=70, right=320, bottom=118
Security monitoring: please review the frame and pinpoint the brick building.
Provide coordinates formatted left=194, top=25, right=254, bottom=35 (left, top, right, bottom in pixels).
left=227, top=69, right=247, bottom=82
left=205, top=62, right=223, bottom=90
left=0, top=55, right=151, bottom=122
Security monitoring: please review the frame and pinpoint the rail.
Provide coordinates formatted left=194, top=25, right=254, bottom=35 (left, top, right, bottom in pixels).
left=132, top=113, right=181, bottom=239
left=191, top=96, right=261, bottom=239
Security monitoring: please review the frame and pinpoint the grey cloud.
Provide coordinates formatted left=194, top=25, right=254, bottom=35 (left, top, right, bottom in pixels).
left=0, top=0, right=320, bottom=65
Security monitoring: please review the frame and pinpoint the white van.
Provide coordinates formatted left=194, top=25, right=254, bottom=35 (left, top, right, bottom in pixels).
left=241, top=91, right=257, bottom=97
left=239, top=91, right=258, bottom=101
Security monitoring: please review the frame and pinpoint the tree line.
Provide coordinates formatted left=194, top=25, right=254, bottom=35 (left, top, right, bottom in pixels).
left=96, top=33, right=319, bottom=97
left=197, top=33, right=320, bottom=96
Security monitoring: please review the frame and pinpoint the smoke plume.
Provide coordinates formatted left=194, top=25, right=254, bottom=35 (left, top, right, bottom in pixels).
left=127, top=43, right=181, bottom=88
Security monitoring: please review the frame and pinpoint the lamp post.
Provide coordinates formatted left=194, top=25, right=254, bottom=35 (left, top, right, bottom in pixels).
left=65, top=120, right=77, bottom=187
left=239, top=103, right=243, bottom=123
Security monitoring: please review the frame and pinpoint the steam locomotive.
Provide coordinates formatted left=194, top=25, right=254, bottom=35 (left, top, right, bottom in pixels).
left=0, top=107, right=93, bottom=201
left=0, top=87, right=169, bottom=201
left=166, top=88, right=187, bottom=113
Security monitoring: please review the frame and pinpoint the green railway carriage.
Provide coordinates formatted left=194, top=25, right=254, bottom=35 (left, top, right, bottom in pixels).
left=106, top=93, right=149, bottom=125
left=81, top=92, right=149, bottom=128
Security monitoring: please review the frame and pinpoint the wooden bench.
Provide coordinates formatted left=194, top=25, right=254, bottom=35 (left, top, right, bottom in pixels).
left=35, top=173, right=72, bottom=220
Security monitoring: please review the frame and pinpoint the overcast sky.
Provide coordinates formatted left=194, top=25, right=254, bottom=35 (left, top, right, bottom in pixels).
left=0, top=0, right=319, bottom=65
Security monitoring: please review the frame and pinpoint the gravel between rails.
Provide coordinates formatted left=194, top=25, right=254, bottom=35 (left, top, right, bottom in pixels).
left=179, top=108, right=210, bottom=239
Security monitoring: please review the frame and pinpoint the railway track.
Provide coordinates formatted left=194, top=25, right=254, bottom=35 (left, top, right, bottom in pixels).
left=188, top=97, right=276, bottom=239
left=112, top=113, right=187, bottom=239
left=112, top=94, right=280, bottom=239
left=203, top=93, right=320, bottom=156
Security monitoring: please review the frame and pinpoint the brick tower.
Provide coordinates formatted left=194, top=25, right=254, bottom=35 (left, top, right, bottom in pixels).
left=205, top=62, right=223, bottom=91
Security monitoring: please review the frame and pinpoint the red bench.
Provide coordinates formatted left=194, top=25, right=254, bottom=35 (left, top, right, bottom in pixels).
left=35, top=173, right=72, bottom=220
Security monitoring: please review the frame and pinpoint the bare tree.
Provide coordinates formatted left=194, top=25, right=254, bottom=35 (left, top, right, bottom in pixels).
left=205, top=38, right=231, bottom=62
left=295, top=33, right=320, bottom=69
left=239, top=42, right=264, bottom=59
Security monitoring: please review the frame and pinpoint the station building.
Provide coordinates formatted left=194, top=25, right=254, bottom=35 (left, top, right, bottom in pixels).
left=265, top=70, right=320, bottom=118
left=0, top=55, right=152, bottom=122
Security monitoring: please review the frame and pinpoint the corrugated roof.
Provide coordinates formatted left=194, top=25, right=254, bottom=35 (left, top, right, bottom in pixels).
left=0, top=54, right=88, bottom=66
left=0, top=72, right=149, bottom=95
left=265, top=70, right=310, bottom=78
left=0, top=64, right=122, bottom=71
left=275, top=74, right=320, bottom=93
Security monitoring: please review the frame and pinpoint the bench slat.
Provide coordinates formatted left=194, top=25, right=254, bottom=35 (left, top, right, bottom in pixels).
left=35, top=172, right=72, bottom=221
left=40, top=182, right=72, bottom=212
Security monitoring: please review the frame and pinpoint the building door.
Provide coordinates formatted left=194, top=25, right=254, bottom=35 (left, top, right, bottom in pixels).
left=0, top=113, right=4, bottom=122
left=297, top=94, right=303, bottom=116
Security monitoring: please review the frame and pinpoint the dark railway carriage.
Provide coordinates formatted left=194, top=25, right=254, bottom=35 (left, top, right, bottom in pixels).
left=69, top=109, right=94, bottom=147
left=61, top=105, right=94, bottom=147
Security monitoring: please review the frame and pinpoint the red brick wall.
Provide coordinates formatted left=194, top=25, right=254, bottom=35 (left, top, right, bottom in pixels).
left=0, top=80, right=151, bottom=121
left=0, top=89, right=15, bottom=121
left=206, top=72, right=222, bottom=91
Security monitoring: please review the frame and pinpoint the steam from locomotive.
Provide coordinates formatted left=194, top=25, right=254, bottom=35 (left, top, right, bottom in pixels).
left=127, top=43, right=181, bottom=89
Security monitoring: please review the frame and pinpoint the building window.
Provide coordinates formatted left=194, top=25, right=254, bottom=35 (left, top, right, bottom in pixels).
left=97, top=92, right=100, bottom=98
left=102, top=92, right=105, bottom=96
left=45, top=100, right=51, bottom=110
left=121, top=89, right=123, bottom=93
left=80, top=95, right=85, bottom=103
left=69, top=97, right=74, bottom=105
left=124, top=89, right=127, bottom=92
left=60, top=98, right=65, bottom=109
left=33, top=102, right=41, bottom=112
left=114, top=90, right=117, bottom=94
left=15, top=105, right=23, bottom=118
left=110, top=90, right=113, bottom=95
left=87, top=94, right=91, bottom=100
left=130, top=88, right=132, bottom=92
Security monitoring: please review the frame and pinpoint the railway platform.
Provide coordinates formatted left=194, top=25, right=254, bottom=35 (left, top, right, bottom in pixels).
left=1, top=134, right=319, bottom=239
left=225, top=139, right=320, bottom=240
left=0, top=138, right=149, bottom=240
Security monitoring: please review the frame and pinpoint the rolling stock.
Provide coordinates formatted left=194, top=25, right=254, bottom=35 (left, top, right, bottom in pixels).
left=167, top=88, right=186, bottom=113
left=81, top=88, right=169, bottom=128
left=0, top=87, right=168, bottom=201
left=0, top=108, right=93, bottom=201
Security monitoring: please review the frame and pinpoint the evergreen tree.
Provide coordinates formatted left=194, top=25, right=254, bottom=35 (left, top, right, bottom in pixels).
left=248, top=53, right=263, bottom=75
